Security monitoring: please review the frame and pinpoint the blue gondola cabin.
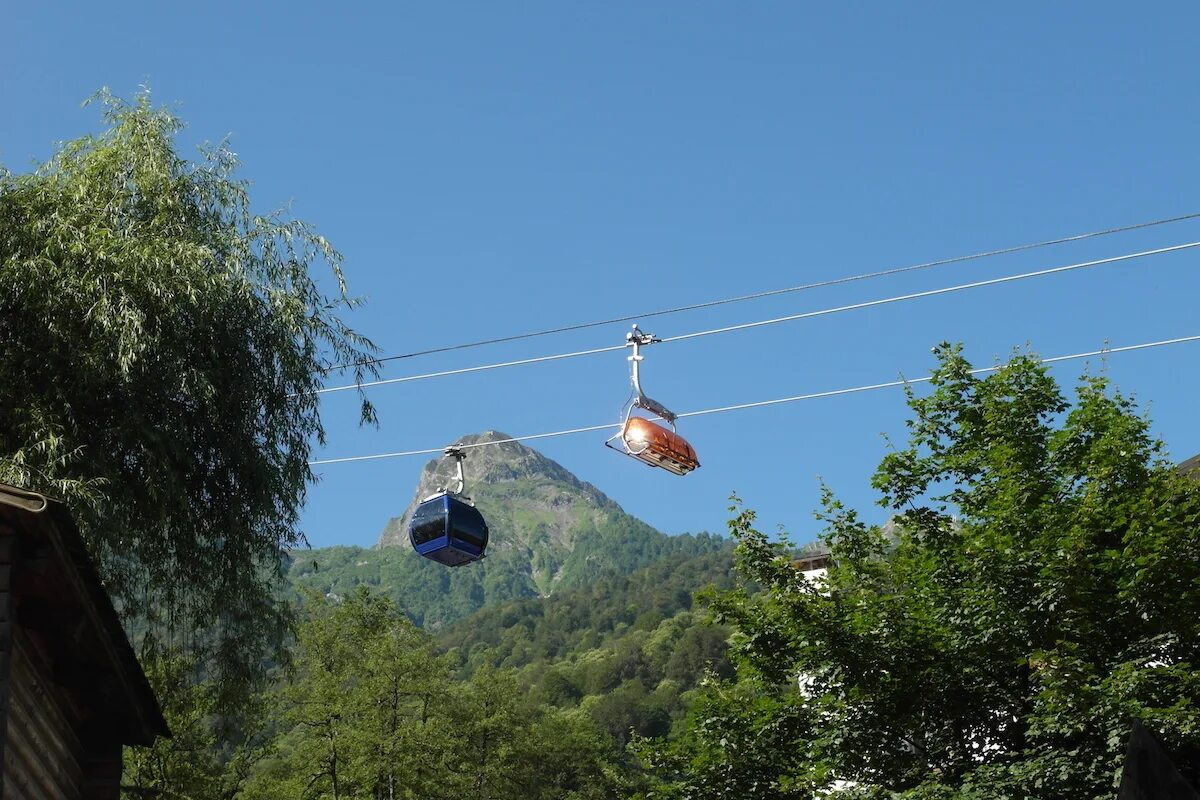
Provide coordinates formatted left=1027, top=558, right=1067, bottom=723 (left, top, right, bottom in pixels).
left=408, top=493, right=489, bottom=566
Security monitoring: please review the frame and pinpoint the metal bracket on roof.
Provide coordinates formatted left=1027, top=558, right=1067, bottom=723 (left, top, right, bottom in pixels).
left=626, top=324, right=677, bottom=424
left=441, top=447, right=469, bottom=499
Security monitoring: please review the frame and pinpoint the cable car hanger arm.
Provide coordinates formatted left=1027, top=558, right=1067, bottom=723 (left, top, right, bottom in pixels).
left=626, top=325, right=678, bottom=424
left=441, top=447, right=467, bottom=496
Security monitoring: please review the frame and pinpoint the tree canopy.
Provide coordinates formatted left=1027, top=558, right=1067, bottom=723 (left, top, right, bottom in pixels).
left=638, top=344, right=1200, bottom=799
left=0, top=90, right=377, bottom=695
left=240, top=588, right=624, bottom=800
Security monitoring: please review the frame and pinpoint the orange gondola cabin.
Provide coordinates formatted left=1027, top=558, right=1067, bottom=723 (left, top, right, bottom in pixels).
left=620, top=416, right=700, bottom=476
left=607, top=324, right=700, bottom=477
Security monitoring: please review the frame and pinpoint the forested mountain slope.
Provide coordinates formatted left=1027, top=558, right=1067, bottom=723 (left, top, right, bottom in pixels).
left=437, top=546, right=740, bottom=745
left=287, top=431, right=727, bottom=628
left=440, top=546, right=738, bottom=670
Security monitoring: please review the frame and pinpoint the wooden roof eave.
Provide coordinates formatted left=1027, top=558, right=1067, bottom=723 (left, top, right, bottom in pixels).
left=0, top=483, right=169, bottom=745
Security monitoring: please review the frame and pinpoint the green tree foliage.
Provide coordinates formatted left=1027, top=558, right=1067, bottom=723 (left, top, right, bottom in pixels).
left=0, top=91, right=377, bottom=694
left=436, top=548, right=738, bottom=746
left=640, top=345, right=1200, bottom=799
left=288, top=530, right=729, bottom=630
left=438, top=547, right=736, bottom=669
left=245, top=588, right=623, bottom=800
left=454, top=666, right=624, bottom=800
left=246, top=589, right=449, bottom=799
left=634, top=677, right=815, bottom=799
left=123, top=648, right=272, bottom=799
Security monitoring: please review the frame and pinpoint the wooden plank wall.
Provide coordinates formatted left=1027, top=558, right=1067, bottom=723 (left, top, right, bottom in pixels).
left=0, top=499, right=156, bottom=800
left=4, top=632, right=84, bottom=800
left=0, top=524, right=14, bottom=795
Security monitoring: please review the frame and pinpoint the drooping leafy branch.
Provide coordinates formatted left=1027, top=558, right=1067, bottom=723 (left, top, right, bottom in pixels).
left=0, top=89, right=379, bottom=698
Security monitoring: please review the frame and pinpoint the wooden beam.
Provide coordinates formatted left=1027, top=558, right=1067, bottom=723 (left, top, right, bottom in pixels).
left=0, top=529, right=16, bottom=786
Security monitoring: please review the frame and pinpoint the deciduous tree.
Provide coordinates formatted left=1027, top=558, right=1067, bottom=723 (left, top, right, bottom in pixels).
left=640, top=345, right=1200, bottom=799
left=0, top=90, right=378, bottom=696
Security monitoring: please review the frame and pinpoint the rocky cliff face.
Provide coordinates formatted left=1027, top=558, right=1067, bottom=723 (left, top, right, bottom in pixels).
left=377, top=431, right=618, bottom=552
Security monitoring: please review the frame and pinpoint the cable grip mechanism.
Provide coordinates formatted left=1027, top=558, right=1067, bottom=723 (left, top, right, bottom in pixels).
left=441, top=446, right=468, bottom=497
left=625, top=324, right=676, bottom=425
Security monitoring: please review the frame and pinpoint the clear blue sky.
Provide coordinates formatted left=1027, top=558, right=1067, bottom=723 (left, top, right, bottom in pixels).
left=5, top=3, right=1200, bottom=548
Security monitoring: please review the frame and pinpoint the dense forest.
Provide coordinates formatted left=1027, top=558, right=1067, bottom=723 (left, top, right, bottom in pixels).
left=127, top=543, right=745, bottom=798
left=438, top=547, right=741, bottom=745
left=284, top=528, right=728, bottom=630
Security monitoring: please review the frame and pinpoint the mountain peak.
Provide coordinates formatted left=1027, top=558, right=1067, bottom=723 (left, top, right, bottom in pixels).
left=375, top=431, right=615, bottom=549
left=420, top=430, right=603, bottom=497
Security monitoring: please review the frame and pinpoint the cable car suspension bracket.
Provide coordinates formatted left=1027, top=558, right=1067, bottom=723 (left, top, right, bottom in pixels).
left=425, top=446, right=476, bottom=505
left=625, top=325, right=677, bottom=425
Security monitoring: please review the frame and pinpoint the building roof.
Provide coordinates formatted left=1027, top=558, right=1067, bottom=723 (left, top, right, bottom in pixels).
left=0, top=483, right=169, bottom=746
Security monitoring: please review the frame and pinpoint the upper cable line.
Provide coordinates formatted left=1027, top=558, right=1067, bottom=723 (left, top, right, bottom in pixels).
left=313, top=241, right=1200, bottom=397
left=324, top=211, right=1200, bottom=372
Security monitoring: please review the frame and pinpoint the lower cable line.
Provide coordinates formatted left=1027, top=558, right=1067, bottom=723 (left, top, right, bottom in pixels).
left=307, top=333, right=1200, bottom=466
